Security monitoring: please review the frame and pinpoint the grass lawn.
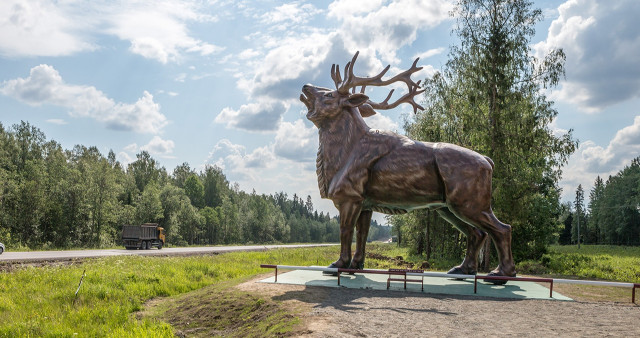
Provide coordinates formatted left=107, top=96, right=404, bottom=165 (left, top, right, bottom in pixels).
left=1, top=243, right=637, bottom=336
left=0, top=246, right=339, bottom=337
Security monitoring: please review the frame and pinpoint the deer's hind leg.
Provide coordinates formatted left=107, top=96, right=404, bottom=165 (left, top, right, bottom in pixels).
left=449, top=206, right=516, bottom=278
left=477, top=210, right=515, bottom=277
left=437, top=208, right=487, bottom=275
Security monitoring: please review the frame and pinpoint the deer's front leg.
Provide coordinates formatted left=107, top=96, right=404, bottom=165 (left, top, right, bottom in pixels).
left=350, top=210, right=372, bottom=270
left=324, top=202, right=362, bottom=275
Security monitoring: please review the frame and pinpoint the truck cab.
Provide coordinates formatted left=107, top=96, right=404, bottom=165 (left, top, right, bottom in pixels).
left=158, top=227, right=165, bottom=245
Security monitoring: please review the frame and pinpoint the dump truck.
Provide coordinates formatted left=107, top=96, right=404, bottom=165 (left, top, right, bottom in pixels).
left=122, top=223, right=165, bottom=250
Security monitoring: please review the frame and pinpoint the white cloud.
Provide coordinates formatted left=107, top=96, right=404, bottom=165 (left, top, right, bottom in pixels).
left=141, top=136, right=176, bottom=158
left=0, top=0, right=223, bottom=62
left=215, top=101, right=287, bottom=132
left=119, top=136, right=175, bottom=162
left=561, top=114, right=640, bottom=199
left=0, top=0, right=95, bottom=57
left=206, top=139, right=276, bottom=180
left=365, top=113, right=399, bottom=132
left=0, top=64, right=168, bottom=134
left=274, top=119, right=317, bottom=162
left=236, top=31, right=349, bottom=101
left=208, top=139, right=245, bottom=161
left=549, top=118, right=569, bottom=138
left=157, top=89, right=179, bottom=97
left=260, top=2, right=321, bottom=30
left=227, top=3, right=444, bottom=132
left=243, top=146, right=275, bottom=168
left=238, top=49, right=260, bottom=60
left=535, top=0, right=640, bottom=112
left=209, top=114, right=400, bottom=188
left=203, top=137, right=325, bottom=211
left=124, top=143, right=138, bottom=153
left=117, top=151, right=134, bottom=166
left=202, top=137, right=342, bottom=220
left=413, top=47, right=446, bottom=60
left=327, top=0, right=386, bottom=16
left=328, top=0, right=452, bottom=63
left=104, top=1, right=223, bottom=64
left=234, top=0, right=449, bottom=114
left=46, top=119, right=67, bottom=125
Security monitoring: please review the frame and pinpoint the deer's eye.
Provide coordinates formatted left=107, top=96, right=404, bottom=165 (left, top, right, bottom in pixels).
left=324, top=93, right=333, bottom=98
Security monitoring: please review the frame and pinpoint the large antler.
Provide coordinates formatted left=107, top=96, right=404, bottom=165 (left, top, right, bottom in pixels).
left=331, top=51, right=426, bottom=113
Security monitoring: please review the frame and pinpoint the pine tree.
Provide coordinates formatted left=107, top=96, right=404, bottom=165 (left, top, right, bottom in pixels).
left=587, top=176, right=604, bottom=243
left=572, top=184, right=585, bottom=247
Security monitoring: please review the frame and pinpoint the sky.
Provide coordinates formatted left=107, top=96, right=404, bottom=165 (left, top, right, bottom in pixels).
left=1, top=0, right=640, bottom=223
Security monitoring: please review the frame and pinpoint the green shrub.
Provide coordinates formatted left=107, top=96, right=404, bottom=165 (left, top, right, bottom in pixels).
left=541, top=245, right=640, bottom=282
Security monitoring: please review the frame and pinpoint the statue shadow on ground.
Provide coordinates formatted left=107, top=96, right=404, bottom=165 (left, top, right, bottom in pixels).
left=270, top=274, right=530, bottom=314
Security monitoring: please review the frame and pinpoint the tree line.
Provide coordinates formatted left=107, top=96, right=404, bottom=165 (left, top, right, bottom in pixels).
left=0, top=121, right=390, bottom=249
left=561, top=157, right=640, bottom=246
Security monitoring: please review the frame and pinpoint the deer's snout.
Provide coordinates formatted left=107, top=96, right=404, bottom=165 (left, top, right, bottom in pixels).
left=302, top=84, right=318, bottom=95
left=300, top=85, right=315, bottom=113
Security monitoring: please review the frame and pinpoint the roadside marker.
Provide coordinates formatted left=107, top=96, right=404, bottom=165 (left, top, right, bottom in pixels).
left=74, top=269, right=86, bottom=305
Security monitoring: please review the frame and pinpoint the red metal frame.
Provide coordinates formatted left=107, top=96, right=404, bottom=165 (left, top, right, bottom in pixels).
left=386, top=268, right=424, bottom=291
left=335, top=268, right=408, bottom=286
left=260, top=264, right=278, bottom=282
left=474, top=275, right=554, bottom=298
left=633, top=283, right=639, bottom=304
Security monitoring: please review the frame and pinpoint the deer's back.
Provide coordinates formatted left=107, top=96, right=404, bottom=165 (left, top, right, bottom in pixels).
left=363, top=137, right=446, bottom=211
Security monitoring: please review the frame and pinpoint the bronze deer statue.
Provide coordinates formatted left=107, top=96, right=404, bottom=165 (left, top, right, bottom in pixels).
left=300, top=52, right=516, bottom=280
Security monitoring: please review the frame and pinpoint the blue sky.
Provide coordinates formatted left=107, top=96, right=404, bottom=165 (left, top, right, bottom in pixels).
left=1, top=0, right=639, bottom=222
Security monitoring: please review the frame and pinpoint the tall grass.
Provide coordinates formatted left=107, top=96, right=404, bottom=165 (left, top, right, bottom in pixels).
left=373, top=242, right=640, bottom=284
left=365, top=243, right=464, bottom=271
left=515, top=245, right=640, bottom=283
left=0, top=246, right=337, bottom=337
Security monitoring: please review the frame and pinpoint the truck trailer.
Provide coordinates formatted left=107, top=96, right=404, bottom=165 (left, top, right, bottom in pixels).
left=122, top=223, right=165, bottom=250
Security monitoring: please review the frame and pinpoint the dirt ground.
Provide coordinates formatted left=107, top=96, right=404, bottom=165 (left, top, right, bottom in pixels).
left=236, top=275, right=640, bottom=337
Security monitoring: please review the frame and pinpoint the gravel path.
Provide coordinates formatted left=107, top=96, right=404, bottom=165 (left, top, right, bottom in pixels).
left=240, top=277, right=640, bottom=337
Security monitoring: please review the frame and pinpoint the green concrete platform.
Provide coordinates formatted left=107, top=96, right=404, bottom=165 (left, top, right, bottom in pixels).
left=260, top=269, right=572, bottom=301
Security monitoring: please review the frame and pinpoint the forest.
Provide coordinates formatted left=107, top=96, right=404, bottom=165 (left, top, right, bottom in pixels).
left=561, top=158, right=640, bottom=246
left=0, top=121, right=390, bottom=249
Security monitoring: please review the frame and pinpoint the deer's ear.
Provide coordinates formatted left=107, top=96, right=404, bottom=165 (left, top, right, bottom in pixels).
left=344, top=93, right=369, bottom=108
left=358, top=104, right=377, bottom=117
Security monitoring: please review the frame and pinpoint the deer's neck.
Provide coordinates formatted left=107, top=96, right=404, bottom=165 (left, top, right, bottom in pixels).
left=315, top=108, right=368, bottom=198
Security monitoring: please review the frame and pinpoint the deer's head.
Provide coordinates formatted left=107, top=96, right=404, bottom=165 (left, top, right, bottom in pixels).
left=301, top=51, right=425, bottom=128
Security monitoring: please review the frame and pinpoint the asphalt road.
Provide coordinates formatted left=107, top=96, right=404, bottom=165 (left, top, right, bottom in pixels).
left=0, top=244, right=337, bottom=263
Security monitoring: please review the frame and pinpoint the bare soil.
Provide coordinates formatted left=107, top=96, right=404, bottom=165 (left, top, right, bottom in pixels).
left=235, top=274, right=640, bottom=337
left=0, top=259, right=80, bottom=272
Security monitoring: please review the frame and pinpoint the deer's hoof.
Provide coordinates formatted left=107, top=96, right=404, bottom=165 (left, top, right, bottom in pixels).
left=322, top=262, right=339, bottom=276
left=348, top=260, right=365, bottom=271
left=447, top=266, right=476, bottom=280
left=486, top=271, right=515, bottom=285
